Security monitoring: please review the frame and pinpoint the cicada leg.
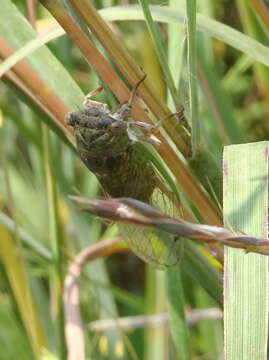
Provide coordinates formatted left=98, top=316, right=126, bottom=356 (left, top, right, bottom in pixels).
left=151, top=109, right=185, bottom=129
left=83, top=86, right=110, bottom=113
left=127, top=110, right=185, bottom=145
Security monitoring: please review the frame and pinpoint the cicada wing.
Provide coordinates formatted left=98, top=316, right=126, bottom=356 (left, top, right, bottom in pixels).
left=150, top=187, right=184, bottom=266
left=119, top=224, right=182, bottom=269
left=119, top=188, right=183, bottom=269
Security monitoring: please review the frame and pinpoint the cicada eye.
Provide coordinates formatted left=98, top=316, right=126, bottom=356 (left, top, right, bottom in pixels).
left=65, top=112, right=76, bottom=127
left=109, top=121, right=127, bottom=133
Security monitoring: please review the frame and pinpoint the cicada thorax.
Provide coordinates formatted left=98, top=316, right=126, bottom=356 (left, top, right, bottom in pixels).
left=97, top=144, right=157, bottom=202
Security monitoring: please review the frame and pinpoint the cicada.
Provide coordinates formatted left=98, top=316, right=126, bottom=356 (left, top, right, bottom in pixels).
left=66, top=76, right=182, bottom=268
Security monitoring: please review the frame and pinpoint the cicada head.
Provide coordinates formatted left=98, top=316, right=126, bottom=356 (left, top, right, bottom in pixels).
left=66, top=104, right=133, bottom=175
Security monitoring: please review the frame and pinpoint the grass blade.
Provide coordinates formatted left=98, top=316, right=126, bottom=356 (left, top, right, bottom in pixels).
left=0, top=224, right=47, bottom=356
left=138, top=0, right=181, bottom=109
left=166, top=267, right=191, bottom=360
left=167, top=0, right=186, bottom=109
left=42, top=126, right=66, bottom=359
left=0, top=0, right=84, bottom=108
left=144, top=269, right=168, bottom=360
left=0, top=211, right=52, bottom=260
left=223, top=142, right=269, bottom=359
left=0, top=26, right=64, bottom=77
left=185, top=0, right=200, bottom=151
left=100, top=5, right=269, bottom=68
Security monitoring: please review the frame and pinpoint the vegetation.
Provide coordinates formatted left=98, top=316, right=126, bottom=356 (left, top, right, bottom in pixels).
left=1, top=0, right=269, bottom=359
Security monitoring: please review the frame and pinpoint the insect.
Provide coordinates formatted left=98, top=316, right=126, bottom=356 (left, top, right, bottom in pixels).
left=66, top=76, right=183, bottom=268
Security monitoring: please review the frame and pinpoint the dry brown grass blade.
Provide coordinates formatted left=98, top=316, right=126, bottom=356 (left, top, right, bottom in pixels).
left=26, top=0, right=37, bottom=29
left=63, top=237, right=124, bottom=360
left=89, top=308, right=223, bottom=332
left=72, top=196, right=269, bottom=256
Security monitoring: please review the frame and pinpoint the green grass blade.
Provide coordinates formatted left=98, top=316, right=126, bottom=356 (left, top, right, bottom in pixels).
left=166, top=267, right=191, bottom=360
left=42, top=127, right=66, bottom=359
left=0, top=0, right=84, bottom=108
left=100, top=5, right=269, bottom=68
left=0, top=297, right=35, bottom=359
left=0, top=224, right=47, bottom=356
left=222, top=54, right=254, bottom=90
left=7, top=5, right=268, bottom=78
left=223, top=142, right=269, bottom=359
left=185, top=0, right=200, bottom=151
left=168, top=0, right=185, bottom=109
left=197, top=49, right=244, bottom=145
left=5, top=5, right=269, bottom=85
left=137, top=0, right=181, bottom=109
left=237, top=0, right=269, bottom=118
left=144, top=268, right=167, bottom=360
left=0, top=211, right=52, bottom=260
left=0, top=26, right=65, bottom=77
left=194, top=286, right=223, bottom=360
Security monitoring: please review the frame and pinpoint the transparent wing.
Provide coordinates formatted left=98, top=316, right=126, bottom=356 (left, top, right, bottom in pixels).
left=119, top=188, right=184, bottom=269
